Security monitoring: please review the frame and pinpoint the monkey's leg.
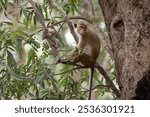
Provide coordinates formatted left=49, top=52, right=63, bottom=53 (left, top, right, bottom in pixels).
left=73, top=53, right=95, bottom=67
left=88, top=66, right=94, bottom=100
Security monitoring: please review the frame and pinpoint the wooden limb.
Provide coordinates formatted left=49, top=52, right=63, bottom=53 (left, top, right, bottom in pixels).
left=90, top=0, right=96, bottom=21
left=88, top=66, right=95, bottom=100
left=28, top=0, right=46, bottom=28
left=50, top=0, right=79, bottom=43
left=57, top=60, right=120, bottom=98
left=95, top=63, right=120, bottom=98
left=29, top=0, right=61, bottom=56
left=47, top=16, right=93, bottom=28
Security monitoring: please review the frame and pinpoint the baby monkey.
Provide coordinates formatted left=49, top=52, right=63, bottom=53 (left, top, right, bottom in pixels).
left=42, top=28, right=60, bottom=55
left=62, top=20, right=100, bottom=67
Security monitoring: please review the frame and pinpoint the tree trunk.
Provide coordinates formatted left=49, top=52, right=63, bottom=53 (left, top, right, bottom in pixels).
left=99, top=0, right=150, bottom=99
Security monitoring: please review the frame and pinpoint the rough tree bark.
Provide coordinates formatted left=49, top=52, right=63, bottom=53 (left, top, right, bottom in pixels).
left=99, top=0, right=150, bottom=99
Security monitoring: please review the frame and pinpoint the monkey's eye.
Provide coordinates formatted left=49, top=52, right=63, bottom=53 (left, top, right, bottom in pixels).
left=74, top=23, right=77, bottom=28
left=80, top=26, right=83, bottom=28
left=80, top=25, right=86, bottom=29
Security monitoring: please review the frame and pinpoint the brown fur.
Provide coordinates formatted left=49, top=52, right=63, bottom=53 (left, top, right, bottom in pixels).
left=67, top=20, right=100, bottom=67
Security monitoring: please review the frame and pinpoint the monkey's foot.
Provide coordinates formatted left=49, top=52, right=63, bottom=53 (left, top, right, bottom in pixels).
left=56, top=58, right=70, bottom=64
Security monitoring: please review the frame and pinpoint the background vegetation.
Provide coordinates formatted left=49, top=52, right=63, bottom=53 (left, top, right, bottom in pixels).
left=0, top=0, right=116, bottom=100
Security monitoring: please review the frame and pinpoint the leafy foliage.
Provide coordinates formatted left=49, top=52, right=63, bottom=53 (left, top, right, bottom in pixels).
left=0, top=0, right=115, bottom=100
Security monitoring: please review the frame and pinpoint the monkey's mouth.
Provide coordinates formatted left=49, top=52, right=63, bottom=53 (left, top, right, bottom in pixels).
left=80, top=32, right=86, bottom=35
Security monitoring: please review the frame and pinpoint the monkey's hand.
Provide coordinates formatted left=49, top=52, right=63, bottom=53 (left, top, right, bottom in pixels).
left=56, top=57, right=82, bottom=67
left=56, top=47, right=83, bottom=64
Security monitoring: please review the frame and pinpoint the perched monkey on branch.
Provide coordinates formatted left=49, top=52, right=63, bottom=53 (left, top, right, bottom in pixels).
left=60, top=20, right=100, bottom=66
left=59, top=20, right=100, bottom=99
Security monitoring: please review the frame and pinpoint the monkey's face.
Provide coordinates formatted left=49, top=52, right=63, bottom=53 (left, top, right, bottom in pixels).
left=47, top=28, right=55, bottom=37
left=77, top=25, right=87, bottom=35
left=42, top=28, right=55, bottom=39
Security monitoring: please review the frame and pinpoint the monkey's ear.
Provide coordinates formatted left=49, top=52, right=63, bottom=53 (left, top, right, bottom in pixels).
left=74, top=23, right=77, bottom=28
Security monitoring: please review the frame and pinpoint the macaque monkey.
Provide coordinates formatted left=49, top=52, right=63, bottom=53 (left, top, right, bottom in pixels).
left=59, top=20, right=100, bottom=100
left=63, top=20, right=100, bottom=67
left=42, top=28, right=60, bottom=55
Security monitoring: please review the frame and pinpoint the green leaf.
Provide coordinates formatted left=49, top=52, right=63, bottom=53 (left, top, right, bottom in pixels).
left=43, top=7, right=48, bottom=19
left=8, top=69, right=25, bottom=80
left=48, top=74, right=58, bottom=93
left=3, top=22, right=13, bottom=25
left=33, top=15, right=37, bottom=26
left=15, top=38, right=23, bottom=59
left=22, top=9, right=28, bottom=18
left=7, top=50, right=17, bottom=70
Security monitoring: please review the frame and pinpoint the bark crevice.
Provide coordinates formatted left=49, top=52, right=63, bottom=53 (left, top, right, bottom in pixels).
left=111, top=15, right=124, bottom=33
left=133, top=69, right=150, bottom=100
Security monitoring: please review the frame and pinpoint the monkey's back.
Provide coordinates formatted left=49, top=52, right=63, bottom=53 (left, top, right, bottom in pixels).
left=86, top=30, right=100, bottom=61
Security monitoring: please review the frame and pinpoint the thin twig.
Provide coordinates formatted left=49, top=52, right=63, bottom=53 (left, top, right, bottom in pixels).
left=47, top=16, right=93, bottom=28
left=53, top=65, right=89, bottom=76
left=81, top=84, right=111, bottom=92
left=89, top=0, right=96, bottom=21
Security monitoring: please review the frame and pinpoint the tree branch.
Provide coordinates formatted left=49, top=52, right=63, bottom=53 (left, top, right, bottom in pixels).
left=47, top=16, right=93, bottom=28
left=95, top=63, right=120, bottom=98
left=81, top=84, right=111, bottom=92
left=50, top=0, right=79, bottom=43
left=28, top=0, right=61, bottom=56
left=57, top=60, right=120, bottom=98
left=28, top=0, right=46, bottom=28
left=85, top=0, right=114, bottom=59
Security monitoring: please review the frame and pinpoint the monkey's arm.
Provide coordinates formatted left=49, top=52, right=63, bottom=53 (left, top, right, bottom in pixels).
left=77, top=40, right=85, bottom=53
